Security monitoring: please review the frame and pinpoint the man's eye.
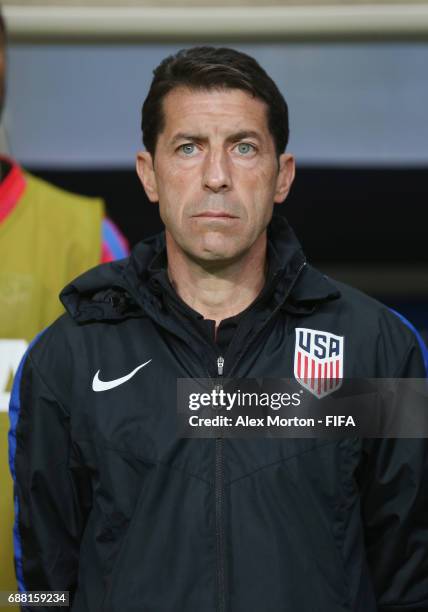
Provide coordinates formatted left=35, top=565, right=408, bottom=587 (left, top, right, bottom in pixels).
left=179, top=143, right=197, bottom=155
left=236, top=142, right=255, bottom=155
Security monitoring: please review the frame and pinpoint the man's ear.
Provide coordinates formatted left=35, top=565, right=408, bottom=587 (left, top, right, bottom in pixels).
left=136, top=151, right=159, bottom=202
left=273, top=153, right=295, bottom=204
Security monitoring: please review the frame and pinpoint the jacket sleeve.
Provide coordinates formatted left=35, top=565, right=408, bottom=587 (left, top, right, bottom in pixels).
left=357, top=334, right=428, bottom=611
left=8, top=342, right=91, bottom=609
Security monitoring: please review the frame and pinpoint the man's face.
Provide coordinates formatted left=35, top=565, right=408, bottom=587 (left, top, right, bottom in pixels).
left=137, top=87, right=295, bottom=265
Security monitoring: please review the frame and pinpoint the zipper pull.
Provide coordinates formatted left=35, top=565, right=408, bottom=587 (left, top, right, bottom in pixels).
left=217, top=356, right=224, bottom=376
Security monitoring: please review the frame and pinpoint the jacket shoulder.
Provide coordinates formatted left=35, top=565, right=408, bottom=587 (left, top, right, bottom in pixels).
left=327, top=277, right=427, bottom=377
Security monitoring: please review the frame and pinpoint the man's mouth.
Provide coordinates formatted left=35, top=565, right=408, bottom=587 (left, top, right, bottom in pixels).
left=193, top=211, right=238, bottom=219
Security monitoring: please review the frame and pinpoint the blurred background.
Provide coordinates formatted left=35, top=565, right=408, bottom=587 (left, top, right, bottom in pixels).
left=2, top=0, right=428, bottom=341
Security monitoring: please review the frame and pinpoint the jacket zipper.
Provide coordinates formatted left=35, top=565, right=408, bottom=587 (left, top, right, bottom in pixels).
left=215, top=355, right=226, bottom=612
left=217, top=356, right=224, bottom=376
left=213, top=262, right=305, bottom=612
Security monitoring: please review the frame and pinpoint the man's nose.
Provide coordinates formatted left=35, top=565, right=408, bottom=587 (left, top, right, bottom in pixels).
left=202, top=150, right=232, bottom=193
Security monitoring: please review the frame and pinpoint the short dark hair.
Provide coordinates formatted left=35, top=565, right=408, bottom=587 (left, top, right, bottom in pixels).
left=141, top=46, right=289, bottom=157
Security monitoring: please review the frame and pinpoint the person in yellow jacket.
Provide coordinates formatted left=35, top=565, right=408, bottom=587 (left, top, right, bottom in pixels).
left=0, top=12, right=129, bottom=604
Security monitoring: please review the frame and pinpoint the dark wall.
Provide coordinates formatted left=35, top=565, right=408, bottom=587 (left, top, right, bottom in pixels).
left=33, top=165, right=426, bottom=263
left=31, top=165, right=428, bottom=341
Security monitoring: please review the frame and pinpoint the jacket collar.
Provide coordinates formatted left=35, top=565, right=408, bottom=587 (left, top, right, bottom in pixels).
left=60, top=215, right=340, bottom=323
left=283, top=265, right=340, bottom=315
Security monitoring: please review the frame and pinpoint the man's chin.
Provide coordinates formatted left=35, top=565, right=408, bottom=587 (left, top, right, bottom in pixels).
left=185, top=242, right=247, bottom=268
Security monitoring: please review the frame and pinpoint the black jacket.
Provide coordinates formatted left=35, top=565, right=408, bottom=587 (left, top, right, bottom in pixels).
left=9, top=217, right=428, bottom=612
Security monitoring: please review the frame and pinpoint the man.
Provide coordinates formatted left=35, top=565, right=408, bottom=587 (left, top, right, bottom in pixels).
left=0, top=9, right=128, bottom=602
left=9, top=47, right=428, bottom=611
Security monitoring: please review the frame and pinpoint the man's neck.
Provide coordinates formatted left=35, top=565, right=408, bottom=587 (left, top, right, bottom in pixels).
left=166, top=234, right=267, bottom=327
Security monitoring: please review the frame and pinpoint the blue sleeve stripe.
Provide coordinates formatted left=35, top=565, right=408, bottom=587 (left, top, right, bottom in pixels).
left=390, top=309, right=428, bottom=377
left=102, top=218, right=128, bottom=260
left=8, top=330, right=46, bottom=592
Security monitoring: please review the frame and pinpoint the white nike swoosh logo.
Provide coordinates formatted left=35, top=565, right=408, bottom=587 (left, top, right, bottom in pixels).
left=92, top=359, right=152, bottom=392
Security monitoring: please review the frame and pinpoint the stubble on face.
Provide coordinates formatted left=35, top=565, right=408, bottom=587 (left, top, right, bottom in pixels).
left=150, top=87, right=286, bottom=269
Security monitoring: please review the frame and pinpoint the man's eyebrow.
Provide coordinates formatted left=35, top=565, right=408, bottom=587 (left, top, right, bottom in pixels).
left=226, top=130, right=262, bottom=143
left=170, top=133, right=205, bottom=145
left=169, top=130, right=263, bottom=145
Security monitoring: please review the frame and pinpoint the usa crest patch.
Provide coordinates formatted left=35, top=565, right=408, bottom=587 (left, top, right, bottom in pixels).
left=294, top=328, right=344, bottom=399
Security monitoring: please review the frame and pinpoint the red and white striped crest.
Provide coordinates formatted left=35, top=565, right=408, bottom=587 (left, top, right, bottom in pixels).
left=294, top=328, right=344, bottom=399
